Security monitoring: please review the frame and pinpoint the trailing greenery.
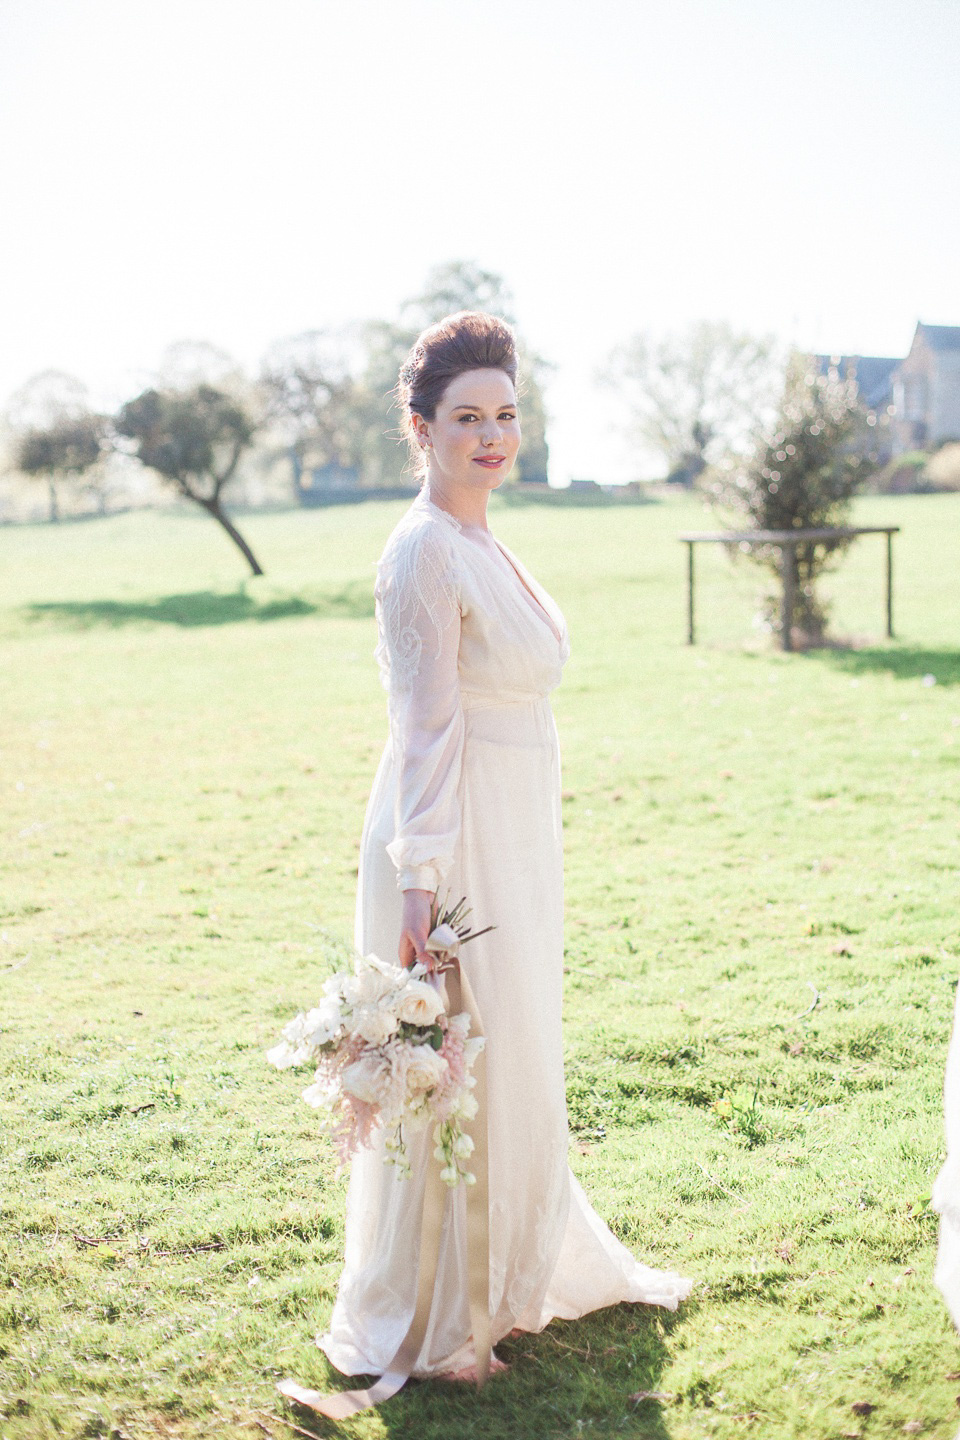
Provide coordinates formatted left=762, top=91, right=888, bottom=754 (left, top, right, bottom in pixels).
left=1, top=493, right=958, bottom=1439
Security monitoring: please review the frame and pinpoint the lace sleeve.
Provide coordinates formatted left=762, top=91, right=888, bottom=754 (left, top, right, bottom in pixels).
left=374, top=517, right=463, bottom=893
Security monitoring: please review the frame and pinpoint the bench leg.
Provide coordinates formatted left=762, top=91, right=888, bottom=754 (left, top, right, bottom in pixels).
left=781, top=544, right=796, bottom=651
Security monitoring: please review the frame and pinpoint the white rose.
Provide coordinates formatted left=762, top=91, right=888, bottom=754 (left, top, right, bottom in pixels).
left=342, top=1054, right=389, bottom=1105
left=405, top=1044, right=449, bottom=1095
left=397, top=980, right=444, bottom=1027
left=353, top=1005, right=399, bottom=1047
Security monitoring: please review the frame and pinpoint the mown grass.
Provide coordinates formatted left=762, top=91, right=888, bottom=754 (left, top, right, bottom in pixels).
left=1, top=490, right=959, bottom=1440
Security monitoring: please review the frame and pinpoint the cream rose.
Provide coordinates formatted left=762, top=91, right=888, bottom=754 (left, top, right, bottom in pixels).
left=397, top=979, right=445, bottom=1027
left=405, top=1044, right=449, bottom=1095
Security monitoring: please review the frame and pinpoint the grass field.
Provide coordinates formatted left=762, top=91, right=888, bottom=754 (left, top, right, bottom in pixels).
left=1, top=490, right=959, bottom=1440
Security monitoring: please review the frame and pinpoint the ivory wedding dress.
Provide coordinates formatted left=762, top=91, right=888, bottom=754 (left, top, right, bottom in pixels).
left=318, top=489, right=693, bottom=1378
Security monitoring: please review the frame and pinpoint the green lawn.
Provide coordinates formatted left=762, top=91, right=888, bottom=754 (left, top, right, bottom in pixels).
left=1, top=491, right=959, bottom=1440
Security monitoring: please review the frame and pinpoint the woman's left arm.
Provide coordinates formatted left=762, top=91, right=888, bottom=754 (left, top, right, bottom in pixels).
left=378, top=521, right=464, bottom=900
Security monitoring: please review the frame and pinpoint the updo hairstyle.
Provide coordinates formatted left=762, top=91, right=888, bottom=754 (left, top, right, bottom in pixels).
left=395, top=310, right=519, bottom=475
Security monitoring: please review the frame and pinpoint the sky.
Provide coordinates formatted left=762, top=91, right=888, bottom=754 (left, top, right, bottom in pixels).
left=1, top=0, right=959, bottom=483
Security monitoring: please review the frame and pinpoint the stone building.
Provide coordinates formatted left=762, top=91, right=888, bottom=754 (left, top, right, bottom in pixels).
left=889, top=323, right=960, bottom=452
left=817, top=321, right=960, bottom=458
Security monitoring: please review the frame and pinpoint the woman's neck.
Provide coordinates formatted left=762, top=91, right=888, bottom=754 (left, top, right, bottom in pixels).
left=422, top=476, right=490, bottom=532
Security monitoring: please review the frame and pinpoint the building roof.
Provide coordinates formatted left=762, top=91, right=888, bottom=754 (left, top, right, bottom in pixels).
left=814, top=354, right=899, bottom=409
left=917, top=323, right=960, bottom=352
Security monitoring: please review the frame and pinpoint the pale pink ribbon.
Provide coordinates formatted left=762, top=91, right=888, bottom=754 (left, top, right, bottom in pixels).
left=276, top=944, right=491, bottom=1420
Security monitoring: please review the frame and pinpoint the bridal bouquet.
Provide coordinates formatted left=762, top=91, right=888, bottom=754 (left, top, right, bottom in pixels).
left=267, top=897, right=491, bottom=1187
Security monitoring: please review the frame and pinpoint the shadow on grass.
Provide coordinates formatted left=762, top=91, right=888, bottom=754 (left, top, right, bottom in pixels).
left=21, top=583, right=374, bottom=630
left=278, top=1304, right=683, bottom=1440
left=798, top=644, right=960, bottom=687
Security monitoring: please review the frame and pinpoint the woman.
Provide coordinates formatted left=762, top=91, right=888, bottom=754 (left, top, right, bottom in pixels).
left=317, top=311, right=692, bottom=1390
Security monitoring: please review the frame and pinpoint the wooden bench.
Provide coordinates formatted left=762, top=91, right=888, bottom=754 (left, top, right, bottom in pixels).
left=678, top=526, right=900, bottom=651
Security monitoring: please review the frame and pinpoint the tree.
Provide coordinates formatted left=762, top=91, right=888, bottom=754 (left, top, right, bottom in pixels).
left=115, top=383, right=263, bottom=575
left=260, top=328, right=371, bottom=497
left=363, top=260, right=553, bottom=485
left=511, top=356, right=552, bottom=485
left=604, top=321, right=783, bottom=483
left=7, top=371, right=108, bottom=521
left=708, top=355, right=877, bottom=642
left=401, top=260, right=518, bottom=329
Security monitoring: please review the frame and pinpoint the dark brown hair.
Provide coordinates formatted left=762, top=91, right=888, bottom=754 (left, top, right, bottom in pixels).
left=395, top=310, right=519, bottom=473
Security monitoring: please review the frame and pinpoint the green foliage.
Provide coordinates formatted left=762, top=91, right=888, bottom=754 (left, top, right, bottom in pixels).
left=115, top=384, right=255, bottom=497
left=115, top=384, right=263, bottom=575
left=7, top=371, right=110, bottom=522
left=0, top=493, right=958, bottom=1438
left=15, top=412, right=107, bottom=480
left=709, top=356, right=879, bottom=640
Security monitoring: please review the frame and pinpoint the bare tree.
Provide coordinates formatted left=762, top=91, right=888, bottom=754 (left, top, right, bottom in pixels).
left=7, top=371, right=108, bottom=521
left=604, top=321, right=784, bottom=483
left=401, top=260, right=518, bottom=329
left=115, top=383, right=263, bottom=575
left=260, top=328, right=370, bottom=496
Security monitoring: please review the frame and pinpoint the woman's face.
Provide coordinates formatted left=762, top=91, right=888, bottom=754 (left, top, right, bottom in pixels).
left=414, top=367, right=521, bottom=494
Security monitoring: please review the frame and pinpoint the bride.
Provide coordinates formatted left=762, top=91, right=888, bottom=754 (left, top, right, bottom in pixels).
left=311, top=310, right=692, bottom=1396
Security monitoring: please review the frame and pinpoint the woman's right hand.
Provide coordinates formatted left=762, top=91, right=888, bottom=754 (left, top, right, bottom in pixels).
left=398, top=888, right=435, bottom=969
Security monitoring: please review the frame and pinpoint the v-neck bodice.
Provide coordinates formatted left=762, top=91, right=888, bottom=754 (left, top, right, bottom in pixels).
left=462, top=530, right=564, bottom=647
left=374, top=492, right=570, bottom=714
left=412, top=491, right=566, bottom=649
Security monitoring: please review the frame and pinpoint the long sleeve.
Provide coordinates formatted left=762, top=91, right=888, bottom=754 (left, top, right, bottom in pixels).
left=374, top=519, right=464, bottom=894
